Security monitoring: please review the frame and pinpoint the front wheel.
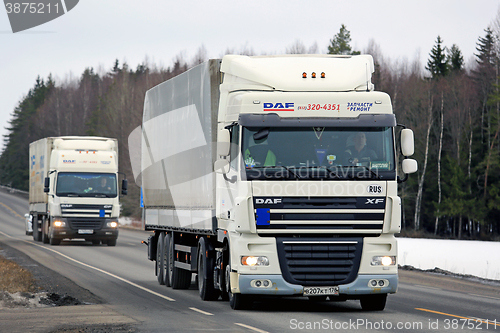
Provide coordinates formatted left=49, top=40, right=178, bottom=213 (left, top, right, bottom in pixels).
left=225, top=255, right=252, bottom=310
left=360, top=294, right=387, bottom=311
left=156, top=233, right=165, bottom=285
left=41, top=217, right=49, bottom=244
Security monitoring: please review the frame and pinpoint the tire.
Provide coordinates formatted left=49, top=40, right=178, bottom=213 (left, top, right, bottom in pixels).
left=107, top=239, right=117, bottom=246
left=49, top=237, right=61, bottom=245
left=156, top=233, right=165, bottom=285
left=360, top=294, right=387, bottom=311
left=225, top=252, right=252, bottom=310
left=168, top=232, right=192, bottom=289
left=197, top=237, right=219, bottom=301
left=33, top=216, right=41, bottom=242
left=163, top=233, right=171, bottom=287
left=41, top=218, right=49, bottom=244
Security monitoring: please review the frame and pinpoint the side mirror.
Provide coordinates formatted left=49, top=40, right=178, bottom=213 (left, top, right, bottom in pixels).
left=402, top=159, right=418, bottom=174
left=401, top=129, right=415, bottom=157
left=121, top=179, right=128, bottom=195
left=44, top=177, right=50, bottom=193
left=217, top=129, right=231, bottom=157
left=214, top=159, right=230, bottom=174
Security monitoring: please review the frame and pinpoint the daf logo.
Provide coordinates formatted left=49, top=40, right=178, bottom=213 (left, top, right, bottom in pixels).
left=61, top=204, right=73, bottom=208
left=104, top=205, right=112, bottom=209
left=256, top=198, right=282, bottom=205
left=365, top=198, right=384, bottom=205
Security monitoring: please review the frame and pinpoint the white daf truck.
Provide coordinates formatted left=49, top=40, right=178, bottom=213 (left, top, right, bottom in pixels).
left=29, top=136, right=127, bottom=246
left=140, top=55, right=417, bottom=310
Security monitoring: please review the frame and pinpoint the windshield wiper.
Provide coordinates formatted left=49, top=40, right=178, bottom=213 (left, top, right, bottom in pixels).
left=59, top=192, right=80, bottom=197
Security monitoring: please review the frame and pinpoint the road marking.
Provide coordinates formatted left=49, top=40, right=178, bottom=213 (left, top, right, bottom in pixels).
left=0, top=201, right=24, bottom=220
left=468, top=293, right=500, bottom=300
left=414, top=284, right=441, bottom=290
left=0, top=230, right=175, bottom=302
left=234, top=323, right=269, bottom=333
left=416, top=308, right=500, bottom=327
left=189, top=307, right=213, bottom=316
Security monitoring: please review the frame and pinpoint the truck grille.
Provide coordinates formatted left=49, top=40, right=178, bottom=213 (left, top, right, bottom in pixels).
left=254, top=197, right=384, bottom=235
left=276, top=238, right=363, bottom=286
left=68, top=218, right=103, bottom=230
left=61, top=204, right=112, bottom=218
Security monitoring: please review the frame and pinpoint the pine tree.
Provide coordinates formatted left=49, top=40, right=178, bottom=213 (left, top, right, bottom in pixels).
left=426, top=36, right=449, bottom=78
left=327, top=24, right=360, bottom=55
left=448, top=44, right=464, bottom=72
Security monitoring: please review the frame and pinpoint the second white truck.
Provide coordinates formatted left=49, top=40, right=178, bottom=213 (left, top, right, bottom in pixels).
left=29, top=136, right=127, bottom=246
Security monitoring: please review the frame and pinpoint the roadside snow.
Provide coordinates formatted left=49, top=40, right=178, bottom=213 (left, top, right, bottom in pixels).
left=398, top=237, right=500, bottom=281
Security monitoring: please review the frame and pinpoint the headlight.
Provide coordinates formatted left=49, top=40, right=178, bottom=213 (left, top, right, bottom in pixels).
left=106, top=221, right=118, bottom=228
left=371, top=256, right=396, bottom=266
left=241, top=256, right=269, bottom=266
left=53, top=221, right=66, bottom=227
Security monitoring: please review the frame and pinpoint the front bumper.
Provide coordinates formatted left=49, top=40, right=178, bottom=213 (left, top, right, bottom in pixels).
left=237, top=274, right=398, bottom=297
left=49, top=217, right=119, bottom=240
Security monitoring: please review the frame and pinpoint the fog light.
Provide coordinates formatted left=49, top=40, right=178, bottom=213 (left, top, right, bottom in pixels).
left=370, top=280, right=377, bottom=287
left=378, top=280, right=385, bottom=286
left=53, top=221, right=66, bottom=227
left=241, top=256, right=269, bottom=266
left=255, top=280, right=262, bottom=287
left=371, top=256, right=396, bottom=266
left=263, top=280, right=270, bottom=287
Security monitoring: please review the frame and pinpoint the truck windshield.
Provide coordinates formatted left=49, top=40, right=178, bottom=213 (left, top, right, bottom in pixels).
left=56, top=173, right=118, bottom=197
left=242, top=126, right=395, bottom=180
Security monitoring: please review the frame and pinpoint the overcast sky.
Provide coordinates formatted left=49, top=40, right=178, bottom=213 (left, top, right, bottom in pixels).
left=1, top=0, right=499, bottom=146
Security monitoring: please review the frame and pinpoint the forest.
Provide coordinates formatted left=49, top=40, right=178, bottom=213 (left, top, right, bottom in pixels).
left=2, top=23, right=500, bottom=240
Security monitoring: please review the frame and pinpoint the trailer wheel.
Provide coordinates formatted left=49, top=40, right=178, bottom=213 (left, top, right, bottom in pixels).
left=225, top=253, right=252, bottom=310
left=32, top=216, right=41, bottom=242
left=163, top=233, right=172, bottom=287
left=156, top=233, right=165, bottom=285
left=197, top=237, right=219, bottom=301
left=41, top=217, right=49, bottom=244
left=360, top=294, right=387, bottom=311
left=168, top=232, right=191, bottom=289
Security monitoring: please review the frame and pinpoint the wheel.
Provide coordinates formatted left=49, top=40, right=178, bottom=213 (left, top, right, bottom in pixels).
left=168, top=232, right=192, bottom=289
left=41, top=217, right=49, bottom=244
left=197, top=237, right=219, bottom=301
left=49, top=237, right=61, bottom=245
left=225, top=252, right=252, bottom=310
left=360, top=294, right=387, bottom=311
left=163, top=233, right=171, bottom=287
left=156, top=233, right=165, bottom=285
left=107, top=239, right=117, bottom=246
left=32, top=216, right=41, bottom=242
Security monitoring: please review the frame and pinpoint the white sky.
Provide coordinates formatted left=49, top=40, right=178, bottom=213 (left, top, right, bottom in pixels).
left=1, top=0, right=500, bottom=146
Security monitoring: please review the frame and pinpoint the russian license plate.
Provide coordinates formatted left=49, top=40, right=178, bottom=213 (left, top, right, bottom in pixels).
left=78, top=229, right=94, bottom=234
left=303, top=286, right=339, bottom=296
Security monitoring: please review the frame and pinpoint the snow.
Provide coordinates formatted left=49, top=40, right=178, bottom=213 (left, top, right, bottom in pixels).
left=397, top=237, right=500, bottom=281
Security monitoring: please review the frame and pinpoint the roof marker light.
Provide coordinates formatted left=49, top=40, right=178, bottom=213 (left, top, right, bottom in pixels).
left=302, top=72, right=307, bottom=78
left=321, top=72, right=326, bottom=78
left=311, top=72, right=316, bottom=78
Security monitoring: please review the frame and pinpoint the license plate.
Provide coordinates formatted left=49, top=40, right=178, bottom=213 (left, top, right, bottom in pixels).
left=78, top=229, right=94, bottom=234
left=303, top=286, right=339, bottom=296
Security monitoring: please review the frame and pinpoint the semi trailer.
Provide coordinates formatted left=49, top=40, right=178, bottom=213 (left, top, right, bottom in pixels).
left=29, top=136, right=127, bottom=246
left=140, top=55, right=417, bottom=310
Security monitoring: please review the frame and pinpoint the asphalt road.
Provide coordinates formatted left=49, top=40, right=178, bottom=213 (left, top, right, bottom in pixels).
left=0, top=188, right=499, bottom=332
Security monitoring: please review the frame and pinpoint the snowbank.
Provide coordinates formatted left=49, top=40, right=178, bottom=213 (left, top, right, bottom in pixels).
left=397, top=237, right=500, bottom=281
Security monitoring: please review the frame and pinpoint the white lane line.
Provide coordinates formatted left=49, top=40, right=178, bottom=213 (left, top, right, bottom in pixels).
left=468, top=293, right=500, bottom=300
left=234, top=323, right=269, bottom=333
left=189, top=307, right=214, bottom=316
left=414, top=284, right=441, bottom=290
left=0, top=230, right=175, bottom=302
